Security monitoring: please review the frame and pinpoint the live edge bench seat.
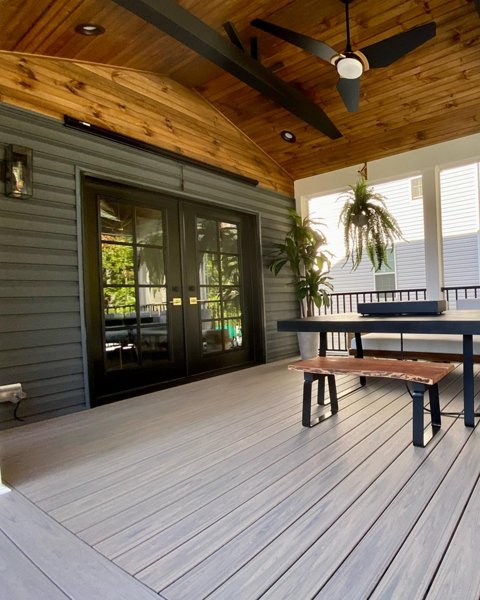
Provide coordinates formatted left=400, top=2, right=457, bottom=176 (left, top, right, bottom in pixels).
left=289, top=356, right=454, bottom=447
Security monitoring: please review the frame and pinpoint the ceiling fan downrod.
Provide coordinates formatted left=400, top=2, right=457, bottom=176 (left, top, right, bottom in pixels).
left=344, top=0, right=352, bottom=53
left=336, top=0, right=363, bottom=79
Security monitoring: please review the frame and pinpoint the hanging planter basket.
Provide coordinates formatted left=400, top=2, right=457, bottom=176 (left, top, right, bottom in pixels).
left=351, top=212, right=368, bottom=226
left=339, top=178, right=404, bottom=271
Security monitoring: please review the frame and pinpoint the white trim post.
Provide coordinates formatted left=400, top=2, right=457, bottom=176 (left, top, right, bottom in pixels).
left=422, top=167, right=444, bottom=300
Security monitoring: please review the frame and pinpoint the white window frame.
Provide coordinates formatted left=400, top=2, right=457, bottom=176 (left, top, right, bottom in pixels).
left=374, top=247, right=397, bottom=291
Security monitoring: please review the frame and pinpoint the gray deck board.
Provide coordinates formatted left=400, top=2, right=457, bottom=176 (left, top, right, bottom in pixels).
left=0, top=529, right=69, bottom=600
left=49, top=394, right=303, bottom=522
left=0, top=359, right=479, bottom=599
left=83, top=379, right=395, bottom=549
left=7, top=364, right=323, bottom=502
left=0, top=491, right=160, bottom=600
left=158, top=368, right=467, bottom=599
left=96, top=380, right=397, bottom=556
left=425, top=459, right=480, bottom=600
left=370, top=426, right=480, bottom=600
left=128, top=383, right=412, bottom=586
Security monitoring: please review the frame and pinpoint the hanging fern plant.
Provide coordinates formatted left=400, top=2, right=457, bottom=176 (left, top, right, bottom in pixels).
left=339, top=178, right=404, bottom=271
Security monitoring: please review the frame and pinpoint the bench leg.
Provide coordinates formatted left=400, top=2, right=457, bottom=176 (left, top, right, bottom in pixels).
left=316, top=375, right=339, bottom=412
left=429, top=383, right=441, bottom=428
left=317, top=376, right=326, bottom=405
left=317, top=333, right=328, bottom=405
left=302, top=373, right=338, bottom=428
left=412, top=382, right=441, bottom=447
left=327, top=375, right=338, bottom=413
left=302, top=373, right=314, bottom=427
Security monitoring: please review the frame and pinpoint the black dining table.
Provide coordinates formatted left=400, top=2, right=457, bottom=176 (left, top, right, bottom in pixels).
left=278, top=310, right=480, bottom=427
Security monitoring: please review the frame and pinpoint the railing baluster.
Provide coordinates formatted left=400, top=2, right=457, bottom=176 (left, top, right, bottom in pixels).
left=320, top=287, right=480, bottom=350
left=325, top=287, right=432, bottom=353
left=440, top=285, right=480, bottom=309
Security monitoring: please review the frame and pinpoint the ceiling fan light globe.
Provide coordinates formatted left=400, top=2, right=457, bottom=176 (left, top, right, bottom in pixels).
left=336, top=56, right=363, bottom=79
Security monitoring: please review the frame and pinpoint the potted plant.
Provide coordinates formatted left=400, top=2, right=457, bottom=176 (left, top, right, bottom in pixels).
left=339, top=178, right=403, bottom=271
left=269, top=208, right=333, bottom=358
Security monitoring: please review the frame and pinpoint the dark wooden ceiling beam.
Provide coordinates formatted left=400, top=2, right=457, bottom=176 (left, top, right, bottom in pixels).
left=112, top=0, right=341, bottom=139
left=223, top=22, right=245, bottom=52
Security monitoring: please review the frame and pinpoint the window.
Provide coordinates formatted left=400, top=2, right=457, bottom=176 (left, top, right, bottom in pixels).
left=374, top=249, right=396, bottom=291
left=410, top=176, right=423, bottom=201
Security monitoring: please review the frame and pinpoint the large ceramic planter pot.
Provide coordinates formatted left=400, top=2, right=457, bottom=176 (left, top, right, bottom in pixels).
left=297, top=331, right=320, bottom=359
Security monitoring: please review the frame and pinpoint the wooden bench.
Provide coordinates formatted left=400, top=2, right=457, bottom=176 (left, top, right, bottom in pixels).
left=288, top=356, right=455, bottom=447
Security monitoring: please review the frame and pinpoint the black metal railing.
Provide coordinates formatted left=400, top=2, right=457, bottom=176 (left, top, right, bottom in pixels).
left=442, top=286, right=480, bottom=307
left=104, top=303, right=168, bottom=316
left=319, top=285, right=480, bottom=352
left=317, top=288, right=427, bottom=351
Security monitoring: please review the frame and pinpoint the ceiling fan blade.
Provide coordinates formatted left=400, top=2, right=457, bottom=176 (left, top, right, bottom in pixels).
left=337, top=77, right=360, bottom=112
left=360, top=21, right=436, bottom=68
left=251, top=18, right=337, bottom=63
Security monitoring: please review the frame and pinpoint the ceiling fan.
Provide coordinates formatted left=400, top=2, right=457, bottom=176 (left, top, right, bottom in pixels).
left=252, top=0, right=436, bottom=112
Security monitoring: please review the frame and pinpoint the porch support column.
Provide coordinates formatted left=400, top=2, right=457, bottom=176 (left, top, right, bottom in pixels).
left=422, top=167, right=444, bottom=300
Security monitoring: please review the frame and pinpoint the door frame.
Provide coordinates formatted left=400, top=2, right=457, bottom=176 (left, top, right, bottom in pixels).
left=80, top=173, right=266, bottom=406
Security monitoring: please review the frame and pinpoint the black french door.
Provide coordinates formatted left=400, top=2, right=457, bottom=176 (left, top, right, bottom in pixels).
left=82, top=177, right=263, bottom=405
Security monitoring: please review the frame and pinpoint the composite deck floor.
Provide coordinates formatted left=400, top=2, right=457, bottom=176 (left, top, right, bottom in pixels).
left=1, top=359, right=480, bottom=599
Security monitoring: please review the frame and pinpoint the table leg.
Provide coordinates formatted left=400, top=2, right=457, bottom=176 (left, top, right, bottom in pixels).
left=317, top=332, right=327, bottom=404
left=463, top=334, right=475, bottom=427
left=354, top=332, right=367, bottom=387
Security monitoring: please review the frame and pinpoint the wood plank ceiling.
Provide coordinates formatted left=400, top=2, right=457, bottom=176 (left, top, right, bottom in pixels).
left=0, top=0, right=479, bottom=183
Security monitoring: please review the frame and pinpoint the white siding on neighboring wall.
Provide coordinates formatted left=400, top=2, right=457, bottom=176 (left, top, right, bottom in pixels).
left=375, top=179, right=426, bottom=291
left=0, top=104, right=296, bottom=427
left=440, top=163, right=480, bottom=288
left=309, top=177, right=426, bottom=294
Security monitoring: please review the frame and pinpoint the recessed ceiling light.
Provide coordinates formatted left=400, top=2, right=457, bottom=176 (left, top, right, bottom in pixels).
left=75, top=23, right=105, bottom=36
left=280, top=130, right=296, bottom=143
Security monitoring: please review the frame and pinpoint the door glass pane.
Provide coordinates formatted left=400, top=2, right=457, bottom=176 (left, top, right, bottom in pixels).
left=104, top=286, right=136, bottom=315
left=103, top=286, right=138, bottom=371
left=220, top=222, right=238, bottom=253
left=139, top=286, right=167, bottom=314
left=199, top=253, right=220, bottom=286
left=197, top=218, right=218, bottom=252
left=100, top=200, right=171, bottom=371
left=223, top=293, right=241, bottom=318
left=199, top=300, right=222, bottom=321
left=202, top=320, right=228, bottom=354
left=100, top=200, right=133, bottom=242
left=136, top=207, right=163, bottom=246
left=221, top=255, right=239, bottom=285
left=137, top=248, right=165, bottom=285
left=198, top=286, right=220, bottom=302
left=225, top=318, right=243, bottom=348
left=195, top=216, right=244, bottom=357
left=140, top=322, right=168, bottom=363
left=223, top=286, right=240, bottom=305
left=102, top=243, right=134, bottom=285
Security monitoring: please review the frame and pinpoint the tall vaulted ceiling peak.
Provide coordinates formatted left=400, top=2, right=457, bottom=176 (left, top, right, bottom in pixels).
left=0, top=0, right=479, bottom=181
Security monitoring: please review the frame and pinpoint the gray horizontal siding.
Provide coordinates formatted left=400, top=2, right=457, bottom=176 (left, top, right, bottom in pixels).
left=441, top=164, right=480, bottom=288
left=0, top=103, right=296, bottom=425
left=395, top=241, right=426, bottom=290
